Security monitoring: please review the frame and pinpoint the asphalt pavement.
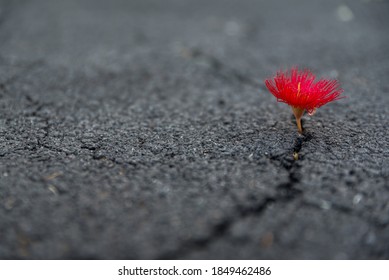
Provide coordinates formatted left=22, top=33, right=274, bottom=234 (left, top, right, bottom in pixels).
left=0, top=0, right=388, bottom=259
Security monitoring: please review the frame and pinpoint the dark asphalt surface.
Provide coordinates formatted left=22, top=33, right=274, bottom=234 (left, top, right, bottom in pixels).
left=0, top=0, right=388, bottom=259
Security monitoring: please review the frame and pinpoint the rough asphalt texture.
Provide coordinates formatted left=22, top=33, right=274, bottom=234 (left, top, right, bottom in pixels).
left=0, top=0, right=388, bottom=259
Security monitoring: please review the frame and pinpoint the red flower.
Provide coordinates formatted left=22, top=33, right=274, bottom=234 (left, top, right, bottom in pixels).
left=265, top=68, right=344, bottom=133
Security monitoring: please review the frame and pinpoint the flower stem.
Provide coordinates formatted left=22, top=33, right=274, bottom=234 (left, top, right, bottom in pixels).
left=296, top=117, right=303, bottom=134
left=292, top=107, right=305, bottom=134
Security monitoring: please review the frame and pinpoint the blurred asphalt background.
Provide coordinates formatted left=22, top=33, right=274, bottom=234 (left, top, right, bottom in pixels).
left=0, top=0, right=388, bottom=259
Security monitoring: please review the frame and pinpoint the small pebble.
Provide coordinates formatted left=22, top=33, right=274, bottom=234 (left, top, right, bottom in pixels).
left=320, top=200, right=332, bottom=210
left=353, top=194, right=363, bottom=205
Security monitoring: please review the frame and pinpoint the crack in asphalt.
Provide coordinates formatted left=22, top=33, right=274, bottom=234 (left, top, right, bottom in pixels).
left=156, top=133, right=313, bottom=259
left=273, top=133, right=312, bottom=199
left=157, top=197, right=276, bottom=260
left=271, top=132, right=389, bottom=229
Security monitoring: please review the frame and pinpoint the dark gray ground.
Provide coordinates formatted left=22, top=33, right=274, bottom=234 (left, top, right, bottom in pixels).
left=0, top=0, right=388, bottom=259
